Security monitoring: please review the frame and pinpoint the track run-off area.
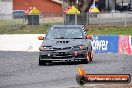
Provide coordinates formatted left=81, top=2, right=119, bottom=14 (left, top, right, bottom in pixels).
left=0, top=51, right=132, bottom=88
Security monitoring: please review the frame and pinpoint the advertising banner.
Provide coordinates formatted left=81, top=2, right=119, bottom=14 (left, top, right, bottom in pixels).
left=118, top=35, right=132, bottom=54
left=91, top=35, right=118, bottom=53
left=130, top=36, right=132, bottom=54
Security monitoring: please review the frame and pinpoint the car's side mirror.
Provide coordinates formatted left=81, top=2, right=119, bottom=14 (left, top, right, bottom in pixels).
left=86, top=35, right=92, bottom=39
left=38, top=36, right=44, bottom=40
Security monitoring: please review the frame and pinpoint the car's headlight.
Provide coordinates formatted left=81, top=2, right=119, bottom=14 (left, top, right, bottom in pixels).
left=39, top=46, right=52, bottom=51
left=79, top=45, right=85, bottom=49
left=73, top=45, right=85, bottom=50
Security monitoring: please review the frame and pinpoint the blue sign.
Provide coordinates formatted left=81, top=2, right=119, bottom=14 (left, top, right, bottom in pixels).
left=130, top=36, right=132, bottom=50
left=91, top=35, right=118, bottom=53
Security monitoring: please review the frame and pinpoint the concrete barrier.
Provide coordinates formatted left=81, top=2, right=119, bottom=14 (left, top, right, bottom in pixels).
left=0, top=34, right=131, bottom=54
left=0, top=34, right=44, bottom=51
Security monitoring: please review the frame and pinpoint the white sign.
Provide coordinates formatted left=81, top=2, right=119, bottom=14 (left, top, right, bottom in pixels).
left=91, top=40, right=108, bottom=51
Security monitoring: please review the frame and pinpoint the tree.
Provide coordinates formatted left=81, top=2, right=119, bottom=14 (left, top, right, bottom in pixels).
left=62, top=0, right=90, bottom=25
left=79, top=0, right=89, bottom=12
left=67, top=0, right=76, bottom=6
left=62, top=0, right=89, bottom=12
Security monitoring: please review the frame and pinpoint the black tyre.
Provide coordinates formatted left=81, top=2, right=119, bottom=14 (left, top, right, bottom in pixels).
left=87, top=52, right=93, bottom=61
left=89, top=53, right=93, bottom=61
left=39, top=57, right=46, bottom=66
left=81, top=59, right=88, bottom=64
left=84, top=52, right=89, bottom=63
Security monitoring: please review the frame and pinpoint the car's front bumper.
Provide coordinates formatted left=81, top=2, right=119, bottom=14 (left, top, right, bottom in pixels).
left=39, top=50, right=87, bottom=62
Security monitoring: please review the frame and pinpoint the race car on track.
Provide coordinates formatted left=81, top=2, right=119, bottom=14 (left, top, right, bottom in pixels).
left=38, top=25, right=93, bottom=65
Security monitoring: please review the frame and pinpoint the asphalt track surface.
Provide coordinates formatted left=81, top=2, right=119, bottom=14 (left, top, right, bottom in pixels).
left=0, top=51, right=132, bottom=88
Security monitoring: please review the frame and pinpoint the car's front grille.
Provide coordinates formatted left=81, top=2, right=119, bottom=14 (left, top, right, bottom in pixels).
left=52, top=52, right=70, bottom=55
left=52, top=52, right=72, bottom=59
left=53, top=48, right=61, bottom=50
left=53, top=47, right=72, bottom=50
left=52, top=56, right=72, bottom=59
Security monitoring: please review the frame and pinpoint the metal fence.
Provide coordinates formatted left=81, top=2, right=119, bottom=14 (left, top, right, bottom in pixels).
left=0, top=14, right=26, bottom=30
left=0, top=12, right=132, bottom=28
left=89, top=12, right=132, bottom=27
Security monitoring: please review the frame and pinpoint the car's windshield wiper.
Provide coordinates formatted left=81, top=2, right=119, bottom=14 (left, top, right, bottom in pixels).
left=71, top=38, right=83, bottom=39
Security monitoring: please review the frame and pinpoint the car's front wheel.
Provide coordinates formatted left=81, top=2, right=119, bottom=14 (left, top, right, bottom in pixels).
left=81, top=59, right=88, bottom=64
left=39, top=57, right=46, bottom=66
left=88, top=52, right=93, bottom=61
left=86, top=52, right=93, bottom=61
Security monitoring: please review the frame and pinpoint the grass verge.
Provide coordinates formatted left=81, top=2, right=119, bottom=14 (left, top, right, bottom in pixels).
left=0, top=23, right=132, bottom=35
left=86, top=26, right=132, bottom=35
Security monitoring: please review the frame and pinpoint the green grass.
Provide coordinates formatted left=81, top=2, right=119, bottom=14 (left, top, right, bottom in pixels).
left=0, top=21, right=132, bottom=35
left=87, top=26, right=132, bottom=35
left=0, top=24, right=50, bottom=34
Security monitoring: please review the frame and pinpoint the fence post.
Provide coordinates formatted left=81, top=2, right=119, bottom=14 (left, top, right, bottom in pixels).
left=98, top=13, right=100, bottom=27
left=51, top=12, right=54, bottom=25
left=112, top=12, right=113, bottom=26
left=31, top=15, right=33, bottom=26
left=22, top=15, right=25, bottom=25
left=63, top=12, right=65, bottom=25
left=124, top=12, right=127, bottom=27
left=42, top=13, right=44, bottom=24
left=86, top=12, right=89, bottom=25
left=75, top=13, right=77, bottom=25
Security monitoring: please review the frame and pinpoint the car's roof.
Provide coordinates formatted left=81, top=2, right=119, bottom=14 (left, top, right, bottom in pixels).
left=52, top=25, right=84, bottom=28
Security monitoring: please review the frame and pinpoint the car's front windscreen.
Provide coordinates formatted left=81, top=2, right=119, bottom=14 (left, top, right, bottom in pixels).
left=45, top=27, right=84, bottom=39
